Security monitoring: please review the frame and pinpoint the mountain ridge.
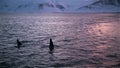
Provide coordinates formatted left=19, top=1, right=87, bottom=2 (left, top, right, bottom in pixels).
left=0, top=0, right=120, bottom=13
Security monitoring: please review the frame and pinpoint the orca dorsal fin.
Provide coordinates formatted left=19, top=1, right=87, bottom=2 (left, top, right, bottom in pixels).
left=17, top=39, right=22, bottom=49
left=49, top=38, right=54, bottom=52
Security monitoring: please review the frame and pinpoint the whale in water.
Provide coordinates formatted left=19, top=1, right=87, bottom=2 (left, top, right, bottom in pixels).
left=17, top=39, right=22, bottom=49
left=49, top=38, right=54, bottom=53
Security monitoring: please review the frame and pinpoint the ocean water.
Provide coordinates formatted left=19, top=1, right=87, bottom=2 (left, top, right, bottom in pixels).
left=0, top=13, right=120, bottom=68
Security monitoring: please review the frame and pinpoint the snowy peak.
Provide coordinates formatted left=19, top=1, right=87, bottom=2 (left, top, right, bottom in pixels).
left=0, top=0, right=120, bottom=13
left=99, top=0, right=120, bottom=5
left=0, top=0, right=61, bottom=12
left=77, top=0, right=120, bottom=13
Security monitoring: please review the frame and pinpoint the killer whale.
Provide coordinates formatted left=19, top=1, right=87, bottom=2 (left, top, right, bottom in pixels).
left=49, top=38, right=54, bottom=53
left=16, top=39, right=22, bottom=49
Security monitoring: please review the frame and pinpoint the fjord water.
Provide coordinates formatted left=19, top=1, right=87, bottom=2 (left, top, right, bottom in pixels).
left=0, top=13, right=120, bottom=68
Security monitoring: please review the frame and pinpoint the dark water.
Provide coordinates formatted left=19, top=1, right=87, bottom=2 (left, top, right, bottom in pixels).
left=0, top=13, right=120, bottom=68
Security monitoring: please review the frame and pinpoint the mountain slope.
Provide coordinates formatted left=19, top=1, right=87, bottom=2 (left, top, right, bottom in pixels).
left=77, top=0, right=120, bottom=12
left=0, top=0, right=120, bottom=13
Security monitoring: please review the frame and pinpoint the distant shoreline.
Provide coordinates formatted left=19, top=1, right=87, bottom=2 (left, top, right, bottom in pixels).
left=0, top=12, right=120, bottom=15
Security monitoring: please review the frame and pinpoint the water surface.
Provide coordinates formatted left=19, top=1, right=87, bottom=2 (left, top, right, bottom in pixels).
left=0, top=13, right=120, bottom=68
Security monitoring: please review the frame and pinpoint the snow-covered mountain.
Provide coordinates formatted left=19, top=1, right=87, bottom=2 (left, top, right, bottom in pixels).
left=99, top=0, right=120, bottom=5
left=78, top=0, right=120, bottom=12
left=0, top=0, right=120, bottom=13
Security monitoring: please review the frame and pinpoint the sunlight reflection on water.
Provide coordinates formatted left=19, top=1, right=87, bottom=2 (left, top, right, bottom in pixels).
left=91, top=23, right=119, bottom=37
